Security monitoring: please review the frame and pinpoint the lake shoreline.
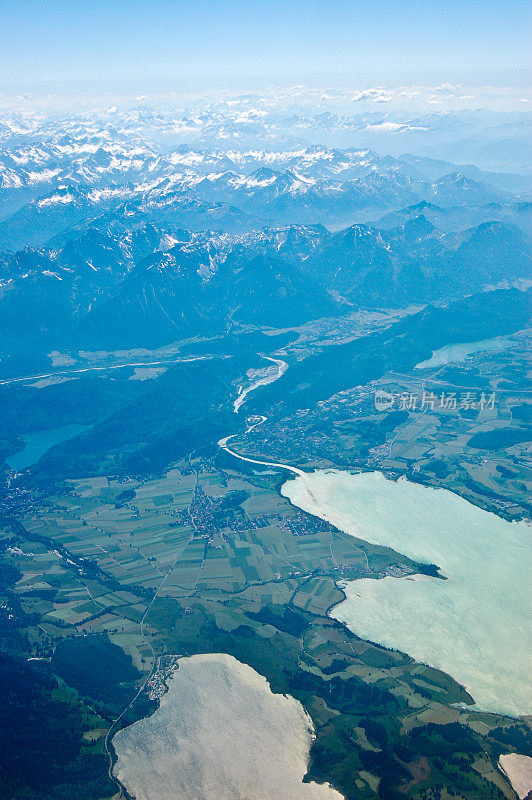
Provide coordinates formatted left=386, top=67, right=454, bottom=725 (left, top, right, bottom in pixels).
left=281, top=469, right=532, bottom=719
left=113, top=652, right=345, bottom=800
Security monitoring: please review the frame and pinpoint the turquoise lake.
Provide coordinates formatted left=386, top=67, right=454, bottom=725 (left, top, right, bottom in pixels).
left=282, top=469, right=531, bottom=718
left=414, top=336, right=513, bottom=369
left=6, top=424, right=90, bottom=471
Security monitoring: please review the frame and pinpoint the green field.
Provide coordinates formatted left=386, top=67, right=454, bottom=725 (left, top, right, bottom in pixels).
left=2, top=448, right=530, bottom=800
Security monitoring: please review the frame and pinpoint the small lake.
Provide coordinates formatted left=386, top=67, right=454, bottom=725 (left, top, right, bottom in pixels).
left=113, top=653, right=343, bottom=800
left=282, top=470, right=531, bottom=718
left=6, top=424, right=90, bottom=471
left=414, top=336, right=513, bottom=370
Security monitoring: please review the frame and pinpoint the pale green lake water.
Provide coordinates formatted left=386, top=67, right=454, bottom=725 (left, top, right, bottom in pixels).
left=282, top=470, right=531, bottom=718
left=414, top=336, right=513, bottom=370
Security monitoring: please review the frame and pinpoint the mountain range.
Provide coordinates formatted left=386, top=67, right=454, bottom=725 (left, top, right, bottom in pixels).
left=1, top=216, right=529, bottom=365
left=1, top=109, right=530, bottom=376
left=1, top=132, right=528, bottom=250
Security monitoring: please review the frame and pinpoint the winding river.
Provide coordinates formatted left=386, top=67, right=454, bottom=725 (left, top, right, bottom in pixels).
left=112, top=351, right=531, bottom=800
left=219, top=355, right=532, bottom=719
left=233, top=356, right=288, bottom=413
left=219, top=355, right=303, bottom=475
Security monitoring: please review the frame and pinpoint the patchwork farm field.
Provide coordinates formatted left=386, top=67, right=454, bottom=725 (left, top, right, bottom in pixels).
left=2, top=449, right=530, bottom=800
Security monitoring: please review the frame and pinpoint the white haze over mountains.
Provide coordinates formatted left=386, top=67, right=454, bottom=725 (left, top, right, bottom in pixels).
left=0, top=88, right=530, bottom=361
left=0, top=93, right=530, bottom=217
left=1, top=81, right=530, bottom=112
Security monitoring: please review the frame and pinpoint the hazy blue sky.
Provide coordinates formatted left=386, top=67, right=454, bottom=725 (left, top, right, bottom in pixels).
left=1, top=0, right=530, bottom=94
